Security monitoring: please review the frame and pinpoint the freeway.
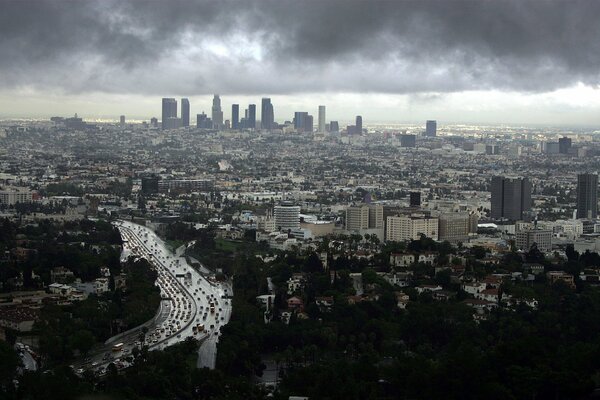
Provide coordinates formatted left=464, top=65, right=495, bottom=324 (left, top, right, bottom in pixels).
left=72, top=220, right=232, bottom=375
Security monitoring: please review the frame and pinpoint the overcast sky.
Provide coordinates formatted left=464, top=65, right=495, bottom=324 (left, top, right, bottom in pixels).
left=1, top=0, right=600, bottom=126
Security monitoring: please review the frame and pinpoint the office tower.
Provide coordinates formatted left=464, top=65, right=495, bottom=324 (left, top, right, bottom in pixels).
left=577, top=173, right=598, bottom=219
left=274, top=202, right=300, bottom=231
left=181, top=98, right=190, bottom=127
left=516, top=229, right=552, bottom=252
left=150, top=117, right=158, bottom=128
left=439, top=213, right=475, bottom=243
left=261, top=98, right=274, bottom=130
left=355, top=115, right=363, bottom=134
left=141, top=176, right=159, bottom=194
left=559, top=137, right=572, bottom=154
left=196, top=113, right=213, bottom=129
left=161, top=98, right=177, bottom=129
left=368, top=204, right=384, bottom=229
left=330, top=121, right=339, bottom=132
left=425, top=120, right=437, bottom=137
left=346, top=205, right=369, bottom=231
left=400, top=134, right=416, bottom=148
left=294, top=112, right=308, bottom=131
left=486, top=144, right=499, bottom=155
left=386, top=214, right=438, bottom=241
left=490, top=176, right=532, bottom=220
left=248, top=104, right=256, bottom=129
left=345, top=204, right=383, bottom=231
left=212, top=95, right=223, bottom=129
left=119, top=115, right=125, bottom=126
left=318, top=105, right=326, bottom=132
left=304, top=115, right=313, bottom=133
left=409, top=191, right=421, bottom=207
left=231, top=104, right=239, bottom=129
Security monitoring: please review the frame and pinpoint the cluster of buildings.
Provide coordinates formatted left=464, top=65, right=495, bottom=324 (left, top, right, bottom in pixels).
left=157, top=95, right=374, bottom=134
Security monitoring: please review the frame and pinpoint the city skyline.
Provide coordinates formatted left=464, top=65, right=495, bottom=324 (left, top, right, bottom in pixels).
left=2, top=1, right=600, bottom=125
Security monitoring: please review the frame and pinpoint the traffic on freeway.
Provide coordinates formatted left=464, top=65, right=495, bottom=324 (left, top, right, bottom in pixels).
left=71, top=220, right=232, bottom=376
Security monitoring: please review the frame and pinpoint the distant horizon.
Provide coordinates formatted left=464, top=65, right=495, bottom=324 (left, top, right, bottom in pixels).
left=3, top=1, right=600, bottom=127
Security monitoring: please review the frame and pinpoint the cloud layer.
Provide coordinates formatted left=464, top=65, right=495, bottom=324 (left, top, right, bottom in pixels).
left=1, top=0, right=600, bottom=96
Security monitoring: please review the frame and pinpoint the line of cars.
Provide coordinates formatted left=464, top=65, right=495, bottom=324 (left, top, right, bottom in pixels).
left=72, top=220, right=231, bottom=377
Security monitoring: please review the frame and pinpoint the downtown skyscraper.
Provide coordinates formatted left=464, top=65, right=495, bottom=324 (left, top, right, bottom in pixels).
left=181, top=98, right=190, bottom=127
left=212, top=95, right=223, bottom=129
left=261, top=98, right=274, bottom=130
left=490, top=176, right=532, bottom=221
left=318, top=105, right=326, bottom=133
left=161, top=98, right=177, bottom=130
left=231, top=104, right=239, bottom=130
left=426, top=120, right=437, bottom=137
left=577, top=173, right=598, bottom=219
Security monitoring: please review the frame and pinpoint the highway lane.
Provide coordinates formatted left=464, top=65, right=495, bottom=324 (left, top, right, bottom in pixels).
left=72, top=220, right=232, bottom=375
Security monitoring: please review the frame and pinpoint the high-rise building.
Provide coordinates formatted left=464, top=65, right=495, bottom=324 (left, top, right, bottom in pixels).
left=274, top=202, right=300, bottom=231
left=294, top=112, right=308, bottom=131
left=346, top=204, right=383, bottom=231
left=304, top=114, right=313, bottom=133
left=161, top=98, right=177, bottom=129
left=386, top=214, right=439, bottom=241
left=248, top=104, right=256, bottom=129
left=346, top=206, right=369, bottom=231
left=181, top=98, right=190, bottom=127
left=318, top=105, right=326, bottom=133
left=439, top=213, right=478, bottom=243
left=141, top=176, right=160, bottom=194
left=231, top=104, right=240, bottom=130
left=196, top=113, right=212, bottom=129
left=409, top=192, right=421, bottom=207
left=577, top=173, right=598, bottom=219
left=329, top=121, right=339, bottom=132
left=355, top=115, right=363, bottom=134
left=150, top=117, right=158, bottom=128
left=400, top=134, right=416, bottom=148
left=425, top=120, right=437, bottom=137
left=261, top=98, right=274, bottom=130
left=211, top=95, right=223, bottom=129
left=516, top=229, right=552, bottom=252
left=119, top=115, right=125, bottom=126
left=559, top=137, right=572, bottom=154
left=490, top=176, right=532, bottom=220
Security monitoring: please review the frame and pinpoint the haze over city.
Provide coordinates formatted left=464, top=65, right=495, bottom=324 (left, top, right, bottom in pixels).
left=4, top=1, right=600, bottom=400
left=2, top=0, right=600, bottom=125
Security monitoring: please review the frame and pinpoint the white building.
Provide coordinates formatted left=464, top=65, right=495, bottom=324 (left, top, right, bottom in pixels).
left=515, top=229, right=553, bottom=252
left=0, top=187, right=34, bottom=205
left=386, top=214, right=439, bottom=242
left=274, top=203, right=300, bottom=231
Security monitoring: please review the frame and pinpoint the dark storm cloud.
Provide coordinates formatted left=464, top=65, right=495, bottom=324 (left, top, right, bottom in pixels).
left=1, top=0, right=599, bottom=95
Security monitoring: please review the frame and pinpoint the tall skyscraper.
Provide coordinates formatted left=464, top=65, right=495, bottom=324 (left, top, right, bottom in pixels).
left=330, top=121, right=339, bottom=132
left=181, top=98, right=190, bottom=127
left=577, top=173, right=598, bottom=219
left=248, top=104, right=256, bottom=129
left=355, top=115, right=363, bottom=134
left=305, top=114, right=313, bottom=133
left=294, top=112, right=308, bottom=131
left=212, top=95, right=223, bottom=129
left=559, top=137, right=572, bottom=154
left=490, top=176, right=532, bottom=220
left=318, top=105, right=326, bottom=132
left=426, top=120, right=437, bottom=137
left=161, top=98, right=177, bottom=129
left=261, top=98, right=274, bottom=130
left=119, top=115, right=125, bottom=126
left=231, top=104, right=239, bottom=130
